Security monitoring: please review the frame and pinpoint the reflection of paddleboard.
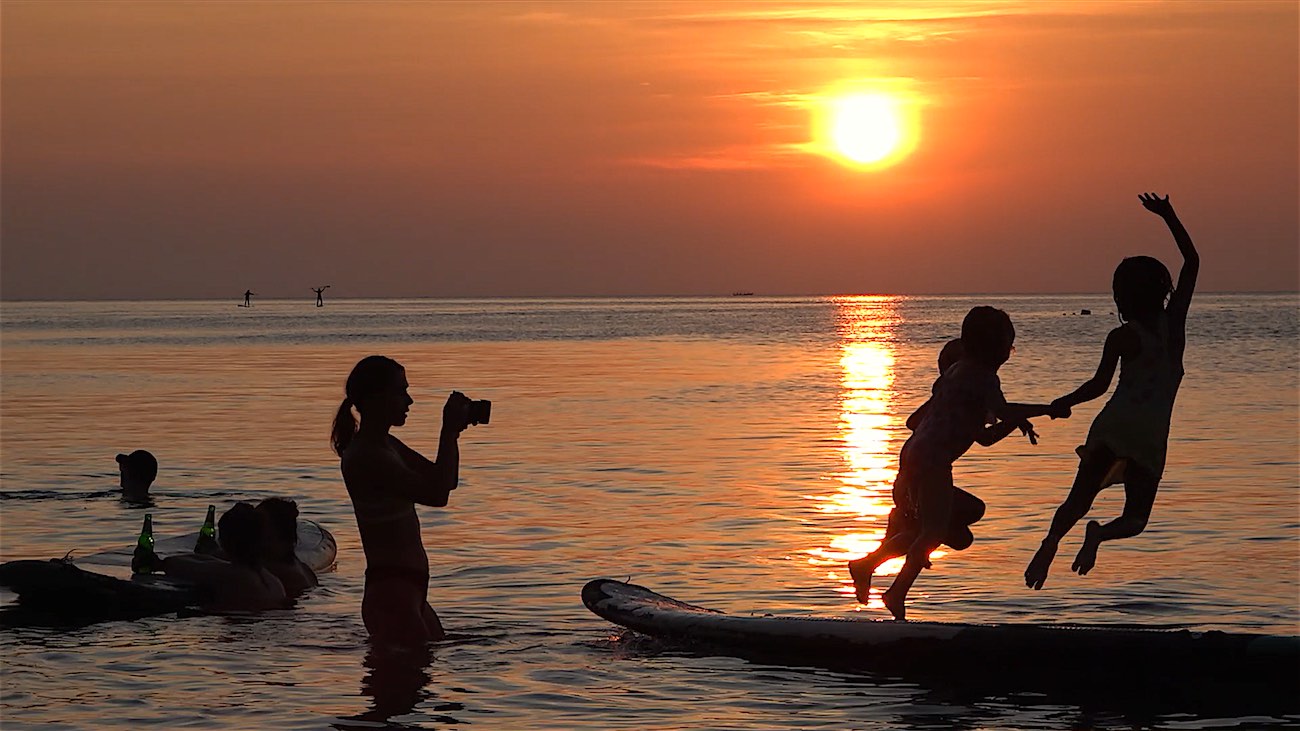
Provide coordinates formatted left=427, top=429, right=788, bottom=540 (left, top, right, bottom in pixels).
left=0, top=520, right=336, bottom=621
left=582, top=579, right=1299, bottom=682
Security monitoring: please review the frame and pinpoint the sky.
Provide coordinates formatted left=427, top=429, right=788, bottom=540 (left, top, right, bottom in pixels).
left=2, top=1, right=1296, bottom=300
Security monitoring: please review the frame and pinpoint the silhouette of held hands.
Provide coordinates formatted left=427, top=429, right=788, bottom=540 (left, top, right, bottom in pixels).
left=1048, top=400, right=1071, bottom=420
left=1139, top=192, right=1175, bottom=218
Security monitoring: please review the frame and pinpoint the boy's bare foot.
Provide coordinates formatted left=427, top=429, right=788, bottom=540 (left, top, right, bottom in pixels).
left=1072, top=520, right=1102, bottom=575
left=848, top=558, right=877, bottom=604
left=1024, top=537, right=1059, bottom=590
left=881, top=588, right=907, bottom=620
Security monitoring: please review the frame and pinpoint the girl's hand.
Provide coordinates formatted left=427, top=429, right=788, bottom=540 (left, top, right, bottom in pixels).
left=442, top=391, right=471, bottom=433
left=1049, top=399, right=1071, bottom=419
left=1139, top=192, right=1175, bottom=218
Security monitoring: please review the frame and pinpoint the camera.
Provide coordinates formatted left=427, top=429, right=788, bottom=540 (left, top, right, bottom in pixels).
left=467, top=399, right=491, bottom=426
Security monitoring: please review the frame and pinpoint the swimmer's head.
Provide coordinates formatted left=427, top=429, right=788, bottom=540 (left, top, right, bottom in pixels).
left=1112, top=256, right=1172, bottom=322
left=331, top=355, right=409, bottom=455
left=960, top=307, right=1014, bottom=367
left=218, top=502, right=267, bottom=566
left=937, top=338, right=964, bottom=374
left=256, top=497, right=300, bottom=561
left=116, top=449, right=158, bottom=498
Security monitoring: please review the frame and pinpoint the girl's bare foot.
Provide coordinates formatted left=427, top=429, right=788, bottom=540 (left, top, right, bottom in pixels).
left=881, top=588, right=907, bottom=620
left=1072, top=520, right=1102, bottom=575
left=848, top=558, right=878, bottom=604
left=1024, top=537, right=1059, bottom=590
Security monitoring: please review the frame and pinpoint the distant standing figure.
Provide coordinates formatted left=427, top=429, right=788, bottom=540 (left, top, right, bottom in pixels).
left=313, top=286, right=330, bottom=307
left=116, top=449, right=158, bottom=503
left=243, top=290, right=256, bottom=307
left=332, top=355, right=472, bottom=644
left=1024, top=193, right=1199, bottom=590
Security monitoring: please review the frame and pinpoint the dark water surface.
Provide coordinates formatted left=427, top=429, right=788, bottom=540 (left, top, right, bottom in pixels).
left=2, top=295, right=1297, bottom=729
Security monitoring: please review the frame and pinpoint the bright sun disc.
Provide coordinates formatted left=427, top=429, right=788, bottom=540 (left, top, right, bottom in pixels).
left=831, top=94, right=903, bottom=164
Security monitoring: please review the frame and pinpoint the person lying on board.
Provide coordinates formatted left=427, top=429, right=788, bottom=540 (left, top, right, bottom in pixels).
left=138, top=502, right=287, bottom=611
left=256, top=497, right=319, bottom=596
left=858, top=307, right=1066, bottom=619
left=848, top=337, right=1040, bottom=604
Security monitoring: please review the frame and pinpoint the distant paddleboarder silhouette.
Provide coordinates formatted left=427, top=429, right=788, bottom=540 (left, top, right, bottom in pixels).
left=242, top=290, right=256, bottom=307
left=313, top=286, right=330, bottom=307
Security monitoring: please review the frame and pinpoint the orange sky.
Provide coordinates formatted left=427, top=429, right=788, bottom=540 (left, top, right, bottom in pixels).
left=2, top=1, right=1296, bottom=299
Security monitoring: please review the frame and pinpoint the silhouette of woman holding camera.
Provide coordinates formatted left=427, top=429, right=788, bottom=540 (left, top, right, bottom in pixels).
left=332, top=355, right=472, bottom=644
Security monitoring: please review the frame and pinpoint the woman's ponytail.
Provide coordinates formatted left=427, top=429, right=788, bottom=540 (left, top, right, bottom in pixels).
left=331, top=398, right=357, bottom=456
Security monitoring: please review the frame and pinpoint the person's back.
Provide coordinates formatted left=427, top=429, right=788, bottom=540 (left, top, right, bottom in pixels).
left=904, top=358, right=1005, bottom=468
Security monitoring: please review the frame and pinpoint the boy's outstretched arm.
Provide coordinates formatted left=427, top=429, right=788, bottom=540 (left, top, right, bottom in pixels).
left=1053, top=326, right=1133, bottom=410
left=1139, top=193, right=1198, bottom=347
left=994, top=401, right=1067, bottom=424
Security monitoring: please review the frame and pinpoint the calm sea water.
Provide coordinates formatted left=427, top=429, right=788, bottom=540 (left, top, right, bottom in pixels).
left=1, top=295, right=1296, bottom=730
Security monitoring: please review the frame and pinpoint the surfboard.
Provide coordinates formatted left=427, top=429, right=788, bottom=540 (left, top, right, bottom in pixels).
left=581, top=579, right=1299, bottom=682
left=71, top=519, right=337, bottom=572
left=0, top=520, right=337, bottom=621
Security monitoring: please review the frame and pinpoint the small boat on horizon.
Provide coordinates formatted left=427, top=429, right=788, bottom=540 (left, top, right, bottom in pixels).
left=731, top=292, right=755, bottom=297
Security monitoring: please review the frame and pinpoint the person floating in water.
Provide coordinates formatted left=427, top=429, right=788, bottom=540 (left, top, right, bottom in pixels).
left=243, top=289, right=256, bottom=307
left=139, top=502, right=287, bottom=611
left=312, top=285, right=330, bottom=307
left=847, top=337, right=1039, bottom=604
left=332, top=355, right=474, bottom=645
left=865, top=307, right=1065, bottom=619
left=115, top=449, right=158, bottom=503
left=256, top=497, right=320, bottom=596
left=1024, top=193, right=1199, bottom=590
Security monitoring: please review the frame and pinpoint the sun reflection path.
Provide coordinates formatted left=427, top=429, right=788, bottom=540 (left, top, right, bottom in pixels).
left=805, top=297, right=945, bottom=609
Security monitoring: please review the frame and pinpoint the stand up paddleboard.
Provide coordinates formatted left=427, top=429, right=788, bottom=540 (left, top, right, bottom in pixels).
left=0, top=519, right=336, bottom=622
left=582, top=579, right=1299, bottom=688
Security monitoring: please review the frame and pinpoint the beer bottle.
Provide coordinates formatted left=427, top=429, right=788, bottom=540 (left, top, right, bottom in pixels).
left=131, top=513, right=157, bottom=574
left=195, top=505, right=218, bottom=554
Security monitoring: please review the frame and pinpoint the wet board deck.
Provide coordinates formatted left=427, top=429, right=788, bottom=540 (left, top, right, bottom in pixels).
left=581, top=579, right=1299, bottom=681
left=0, top=520, right=336, bottom=621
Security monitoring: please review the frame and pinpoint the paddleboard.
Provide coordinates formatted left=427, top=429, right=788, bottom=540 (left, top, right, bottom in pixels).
left=0, top=519, right=336, bottom=620
left=582, top=579, right=1299, bottom=680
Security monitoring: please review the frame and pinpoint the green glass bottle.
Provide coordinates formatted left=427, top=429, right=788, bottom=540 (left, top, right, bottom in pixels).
left=131, top=513, right=156, bottom=574
left=195, top=505, right=218, bottom=554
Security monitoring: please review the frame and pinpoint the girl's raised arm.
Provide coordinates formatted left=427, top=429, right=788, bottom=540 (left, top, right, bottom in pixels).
left=1139, top=193, right=1199, bottom=339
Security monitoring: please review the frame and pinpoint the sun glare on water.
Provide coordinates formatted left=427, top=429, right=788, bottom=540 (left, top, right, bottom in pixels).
left=814, top=91, right=917, bottom=170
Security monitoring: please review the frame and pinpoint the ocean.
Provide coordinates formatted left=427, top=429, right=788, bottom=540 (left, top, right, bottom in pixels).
left=1, top=294, right=1296, bottom=730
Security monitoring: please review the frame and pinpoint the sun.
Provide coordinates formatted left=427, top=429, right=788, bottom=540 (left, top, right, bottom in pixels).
left=813, top=91, right=917, bottom=169
left=832, top=95, right=901, bottom=163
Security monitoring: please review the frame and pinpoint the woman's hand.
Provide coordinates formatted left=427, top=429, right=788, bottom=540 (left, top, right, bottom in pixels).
left=442, top=391, right=472, bottom=434
left=1139, top=192, right=1175, bottom=219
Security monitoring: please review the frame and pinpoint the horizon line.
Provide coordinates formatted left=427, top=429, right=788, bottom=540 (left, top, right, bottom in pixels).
left=2, top=290, right=1296, bottom=304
